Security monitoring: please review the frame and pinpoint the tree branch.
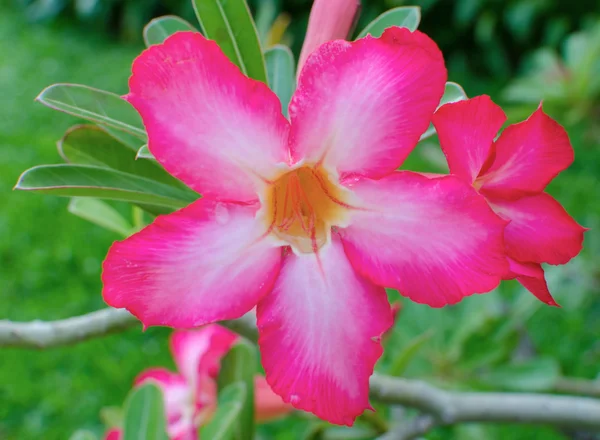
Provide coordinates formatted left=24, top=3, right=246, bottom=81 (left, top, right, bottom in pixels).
left=370, top=374, right=600, bottom=431
left=0, top=308, right=257, bottom=349
left=1, top=309, right=599, bottom=432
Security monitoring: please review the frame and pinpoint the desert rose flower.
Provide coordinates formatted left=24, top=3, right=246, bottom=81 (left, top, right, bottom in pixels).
left=103, top=28, right=508, bottom=424
left=104, top=326, right=290, bottom=440
left=432, top=95, right=586, bottom=304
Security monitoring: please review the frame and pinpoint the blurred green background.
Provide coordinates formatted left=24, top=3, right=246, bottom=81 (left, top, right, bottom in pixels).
left=1, top=0, right=599, bottom=439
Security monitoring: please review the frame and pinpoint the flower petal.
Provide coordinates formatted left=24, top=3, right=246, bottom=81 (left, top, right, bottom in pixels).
left=478, top=106, right=574, bottom=198
left=102, top=199, right=282, bottom=328
left=171, top=326, right=238, bottom=389
left=432, top=95, right=507, bottom=183
left=297, top=0, right=360, bottom=72
left=134, top=368, right=193, bottom=438
left=339, top=172, right=508, bottom=306
left=254, top=376, right=293, bottom=422
left=289, top=27, right=446, bottom=179
left=507, top=258, right=557, bottom=306
left=104, top=429, right=122, bottom=440
left=126, top=32, right=289, bottom=202
left=257, top=238, right=393, bottom=425
left=489, top=193, right=585, bottom=265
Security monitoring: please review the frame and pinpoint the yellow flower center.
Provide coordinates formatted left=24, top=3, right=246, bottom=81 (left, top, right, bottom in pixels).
left=264, top=166, right=352, bottom=253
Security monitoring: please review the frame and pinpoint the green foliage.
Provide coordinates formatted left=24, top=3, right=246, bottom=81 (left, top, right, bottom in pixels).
left=68, top=198, right=134, bottom=237
left=143, top=15, right=198, bottom=47
left=15, top=164, right=195, bottom=214
left=36, top=84, right=146, bottom=140
left=199, top=383, right=248, bottom=440
left=504, top=22, right=600, bottom=126
left=355, top=6, right=421, bottom=38
left=122, top=383, right=169, bottom=440
left=264, top=45, right=295, bottom=117
left=192, top=0, right=267, bottom=82
left=216, top=341, right=258, bottom=440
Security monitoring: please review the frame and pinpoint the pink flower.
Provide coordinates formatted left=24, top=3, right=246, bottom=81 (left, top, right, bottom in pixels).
left=432, top=95, right=586, bottom=304
left=298, top=0, right=361, bottom=72
left=102, top=29, right=508, bottom=424
left=104, top=429, right=121, bottom=440
left=104, top=326, right=290, bottom=440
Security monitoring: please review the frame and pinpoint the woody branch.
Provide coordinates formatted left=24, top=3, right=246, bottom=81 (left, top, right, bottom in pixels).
left=1, top=308, right=599, bottom=433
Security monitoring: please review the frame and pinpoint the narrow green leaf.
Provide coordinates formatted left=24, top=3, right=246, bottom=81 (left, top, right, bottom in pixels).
left=264, top=45, right=295, bottom=117
left=15, top=165, right=196, bottom=214
left=136, top=145, right=155, bottom=160
left=419, top=81, right=468, bottom=140
left=123, top=383, right=168, bottom=440
left=69, top=430, right=98, bottom=440
left=216, top=340, right=257, bottom=440
left=199, top=383, right=247, bottom=440
left=389, top=330, right=434, bottom=376
left=103, top=125, right=145, bottom=151
left=68, top=198, right=133, bottom=236
left=356, top=6, right=421, bottom=39
left=192, top=0, right=267, bottom=83
left=477, top=357, right=560, bottom=392
left=58, top=125, right=191, bottom=191
left=36, top=84, right=146, bottom=139
left=143, top=15, right=198, bottom=47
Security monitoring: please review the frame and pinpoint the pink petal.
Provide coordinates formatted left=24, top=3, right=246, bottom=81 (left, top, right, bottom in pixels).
left=289, top=27, right=446, bottom=179
left=254, top=375, right=293, bottom=422
left=102, top=199, right=282, bottom=328
left=507, top=258, right=558, bottom=306
left=433, top=95, right=507, bottom=183
left=339, top=172, right=508, bottom=307
left=478, top=105, right=574, bottom=199
left=489, top=193, right=585, bottom=265
left=134, top=368, right=194, bottom=438
left=257, top=238, right=393, bottom=425
left=104, top=429, right=121, bottom=440
left=170, top=326, right=238, bottom=390
left=298, top=0, right=360, bottom=72
left=126, top=32, right=289, bottom=202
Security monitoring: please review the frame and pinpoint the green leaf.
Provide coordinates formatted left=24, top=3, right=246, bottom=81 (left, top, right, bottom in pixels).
left=216, top=340, right=257, bottom=440
left=199, top=382, right=247, bottom=440
left=103, top=125, right=145, bottom=151
left=192, top=0, right=267, bottom=83
left=143, top=15, right=198, bottom=47
left=15, top=165, right=196, bottom=214
left=389, top=330, right=434, bottom=376
left=420, top=81, right=468, bottom=140
left=136, top=145, right=155, bottom=160
left=264, top=45, right=295, bottom=117
left=100, top=406, right=124, bottom=430
left=123, top=383, right=168, bottom=440
left=36, top=84, right=146, bottom=139
left=477, top=357, right=561, bottom=392
left=69, top=430, right=98, bottom=440
left=356, top=6, right=421, bottom=39
left=58, top=125, right=190, bottom=190
left=68, top=198, right=133, bottom=236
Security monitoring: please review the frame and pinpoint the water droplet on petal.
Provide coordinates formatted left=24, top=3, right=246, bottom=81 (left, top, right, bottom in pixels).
left=289, top=394, right=300, bottom=404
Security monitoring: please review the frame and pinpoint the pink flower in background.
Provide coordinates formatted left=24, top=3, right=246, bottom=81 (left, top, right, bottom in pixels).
left=432, top=95, right=586, bottom=304
left=104, top=326, right=290, bottom=440
left=297, top=0, right=360, bottom=72
left=103, top=28, right=508, bottom=424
